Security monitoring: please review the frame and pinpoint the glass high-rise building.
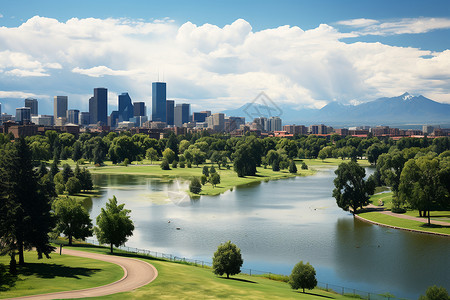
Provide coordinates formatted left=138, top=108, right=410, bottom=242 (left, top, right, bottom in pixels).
left=133, top=102, right=146, bottom=117
left=118, top=92, right=133, bottom=122
left=166, top=100, right=174, bottom=126
left=67, top=109, right=80, bottom=124
left=16, top=107, right=31, bottom=124
left=54, top=96, right=68, bottom=119
left=152, top=82, right=166, bottom=122
left=89, top=88, right=108, bottom=125
left=25, top=98, right=38, bottom=115
left=174, top=103, right=190, bottom=127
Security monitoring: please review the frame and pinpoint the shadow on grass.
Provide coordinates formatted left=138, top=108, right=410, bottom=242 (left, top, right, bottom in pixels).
left=0, top=265, right=18, bottom=291
left=420, top=223, right=450, bottom=229
left=219, top=277, right=257, bottom=284
left=19, top=263, right=100, bottom=279
left=295, top=291, right=335, bottom=299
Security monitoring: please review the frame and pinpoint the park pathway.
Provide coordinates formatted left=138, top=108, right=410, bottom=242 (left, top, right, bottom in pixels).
left=364, top=204, right=450, bottom=227
left=7, top=248, right=158, bottom=299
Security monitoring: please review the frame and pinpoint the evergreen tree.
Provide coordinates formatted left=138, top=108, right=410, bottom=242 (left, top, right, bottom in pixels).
left=72, top=141, right=83, bottom=162
left=289, top=160, right=297, bottom=174
left=0, top=138, right=55, bottom=265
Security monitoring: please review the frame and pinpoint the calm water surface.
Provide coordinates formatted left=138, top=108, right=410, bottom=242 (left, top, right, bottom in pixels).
left=88, top=167, right=450, bottom=299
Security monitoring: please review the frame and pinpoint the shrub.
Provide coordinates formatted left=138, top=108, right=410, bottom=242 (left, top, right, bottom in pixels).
left=301, top=162, right=308, bottom=170
left=189, top=177, right=202, bottom=194
left=179, top=161, right=185, bottom=168
left=201, top=175, right=208, bottom=185
left=160, top=159, right=171, bottom=170
left=172, top=161, right=178, bottom=168
left=187, top=161, right=192, bottom=168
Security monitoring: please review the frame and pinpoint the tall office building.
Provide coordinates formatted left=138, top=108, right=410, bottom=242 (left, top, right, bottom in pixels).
left=267, top=117, right=282, bottom=131
left=192, top=112, right=207, bottom=123
left=166, top=100, right=174, bottom=126
left=16, top=107, right=31, bottom=124
left=174, top=103, right=190, bottom=127
left=206, top=113, right=225, bottom=131
left=89, top=88, right=108, bottom=125
left=54, top=96, right=68, bottom=119
left=118, top=92, right=134, bottom=122
left=67, top=109, right=80, bottom=124
left=133, top=102, right=146, bottom=117
left=25, top=98, right=38, bottom=115
left=109, top=111, right=119, bottom=128
left=152, top=82, right=166, bottom=122
left=31, top=115, right=53, bottom=126
left=79, top=112, right=90, bottom=126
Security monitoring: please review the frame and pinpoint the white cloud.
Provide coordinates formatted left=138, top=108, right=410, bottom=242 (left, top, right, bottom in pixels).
left=0, top=91, right=48, bottom=98
left=339, top=17, right=450, bottom=36
left=0, top=15, right=449, bottom=116
left=0, top=13, right=3, bottom=18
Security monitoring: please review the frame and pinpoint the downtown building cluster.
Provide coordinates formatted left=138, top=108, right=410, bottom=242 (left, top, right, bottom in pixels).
left=0, top=82, right=449, bottom=139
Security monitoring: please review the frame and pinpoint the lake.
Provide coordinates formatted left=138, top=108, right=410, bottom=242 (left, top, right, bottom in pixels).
left=88, top=167, right=450, bottom=299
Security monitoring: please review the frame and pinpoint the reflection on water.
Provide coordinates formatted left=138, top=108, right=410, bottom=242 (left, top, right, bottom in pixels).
left=90, top=169, right=450, bottom=299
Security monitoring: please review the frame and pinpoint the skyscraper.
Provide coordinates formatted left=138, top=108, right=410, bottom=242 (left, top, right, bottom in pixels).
left=25, top=98, right=38, bottom=115
left=67, top=109, right=80, bottom=124
left=166, top=100, right=174, bottom=126
left=133, top=102, right=146, bottom=117
left=54, top=96, right=68, bottom=119
left=174, top=103, right=190, bottom=127
left=118, top=92, right=134, bottom=122
left=152, top=82, right=166, bottom=122
left=89, top=88, right=108, bottom=125
left=16, top=107, right=31, bottom=124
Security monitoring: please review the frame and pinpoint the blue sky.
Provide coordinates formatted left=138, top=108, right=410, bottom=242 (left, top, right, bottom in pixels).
left=1, top=0, right=450, bottom=115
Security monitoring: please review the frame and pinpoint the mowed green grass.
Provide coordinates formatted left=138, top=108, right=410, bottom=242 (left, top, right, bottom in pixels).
left=90, top=163, right=316, bottom=196
left=59, top=245, right=354, bottom=300
left=0, top=250, right=123, bottom=299
left=357, top=212, right=450, bottom=235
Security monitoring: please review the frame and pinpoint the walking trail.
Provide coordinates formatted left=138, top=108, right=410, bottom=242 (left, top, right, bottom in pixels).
left=7, top=248, right=158, bottom=299
left=364, top=204, right=450, bottom=227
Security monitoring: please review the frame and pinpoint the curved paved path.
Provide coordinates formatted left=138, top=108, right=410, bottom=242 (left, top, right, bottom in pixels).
left=7, top=248, right=158, bottom=299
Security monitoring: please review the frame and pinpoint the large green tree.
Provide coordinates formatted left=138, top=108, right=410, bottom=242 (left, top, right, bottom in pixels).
left=53, top=197, right=93, bottom=245
left=233, top=143, right=257, bottom=177
left=95, top=196, right=134, bottom=253
left=212, top=241, right=243, bottom=279
left=289, top=261, right=317, bottom=293
left=0, top=138, right=55, bottom=265
left=398, top=156, right=449, bottom=224
left=333, top=161, right=375, bottom=213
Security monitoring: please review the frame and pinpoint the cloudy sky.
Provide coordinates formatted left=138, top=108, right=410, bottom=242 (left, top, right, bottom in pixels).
left=1, top=0, right=449, bottom=115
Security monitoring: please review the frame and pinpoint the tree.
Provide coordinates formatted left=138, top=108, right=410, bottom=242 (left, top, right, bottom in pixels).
left=289, top=261, right=317, bottom=293
left=72, top=141, right=83, bottom=162
left=62, top=164, right=74, bottom=183
left=233, top=143, right=257, bottom=177
left=189, top=177, right=202, bottom=194
left=333, top=161, right=375, bottom=213
left=210, top=165, right=216, bottom=174
left=160, top=159, right=171, bottom=170
left=146, top=148, right=158, bottom=164
left=377, top=150, right=406, bottom=194
left=212, top=241, right=243, bottom=279
left=162, top=148, right=176, bottom=164
left=65, top=177, right=81, bottom=195
left=419, top=286, right=449, bottom=300
left=398, top=156, right=449, bottom=224
left=210, top=172, right=220, bottom=188
left=0, top=138, right=55, bottom=265
left=53, top=197, right=93, bottom=245
left=202, top=166, right=209, bottom=177
left=289, top=160, right=297, bottom=174
left=95, top=196, right=134, bottom=253
left=201, top=175, right=208, bottom=185
left=301, top=162, right=308, bottom=170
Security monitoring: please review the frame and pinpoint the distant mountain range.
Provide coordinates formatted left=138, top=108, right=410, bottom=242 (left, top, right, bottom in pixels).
left=222, top=93, right=450, bottom=126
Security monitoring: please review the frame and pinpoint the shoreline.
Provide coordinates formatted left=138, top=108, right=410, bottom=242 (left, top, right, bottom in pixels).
left=354, top=214, right=450, bottom=237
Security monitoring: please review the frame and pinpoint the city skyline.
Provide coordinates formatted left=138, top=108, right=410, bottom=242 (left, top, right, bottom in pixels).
left=0, top=1, right=449, bottom=116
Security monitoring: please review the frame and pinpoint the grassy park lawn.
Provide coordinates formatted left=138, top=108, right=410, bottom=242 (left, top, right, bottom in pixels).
left=58, top=245, right=354, bottom=300
left=0, top=250, right=123, bottom=299
left=299, top=158, right=371, bottom=168
left=403, top=211, right=450, bottom=224
left=357, top=211, right=450, bottom=235
left=90, top=163, right=316, bottom=196
left=369, top=192, right=394, bottom=209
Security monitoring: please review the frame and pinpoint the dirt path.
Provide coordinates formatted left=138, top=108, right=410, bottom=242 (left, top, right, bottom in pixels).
left=7, top=248, right=158, bottom=299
